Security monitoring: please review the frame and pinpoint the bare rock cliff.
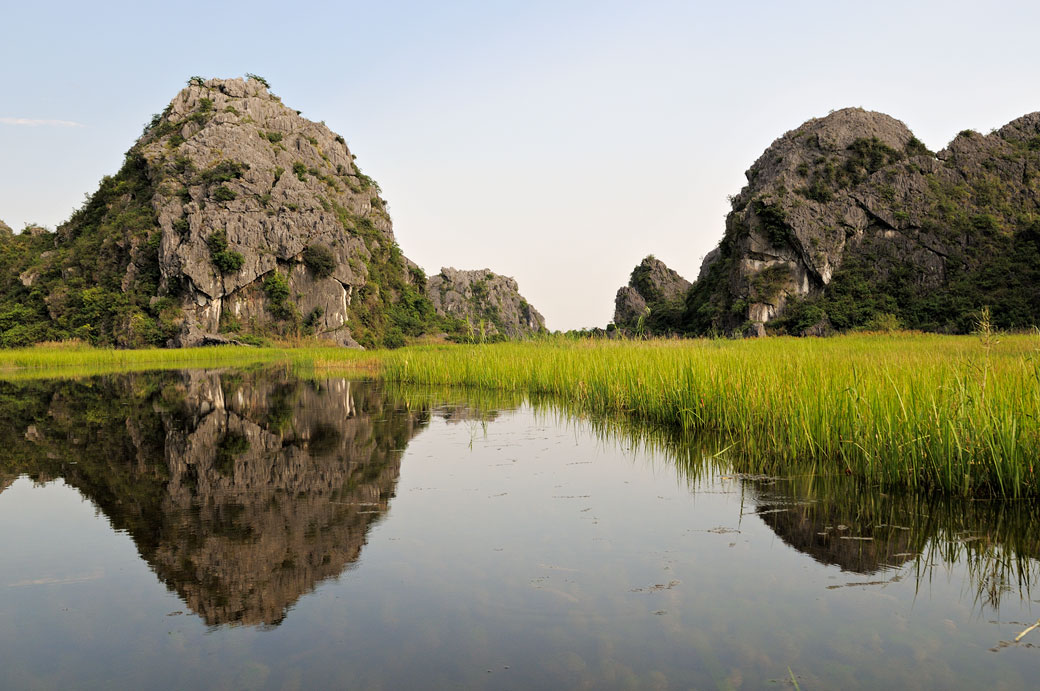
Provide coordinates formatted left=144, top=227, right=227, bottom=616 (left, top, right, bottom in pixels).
left=1, top=76, right=433, bottom=348
left=687, top=108, right=1040, bottom=335
left=137, top=77, right=407, bottom=346
left=425, top=267, right=545, bottom=337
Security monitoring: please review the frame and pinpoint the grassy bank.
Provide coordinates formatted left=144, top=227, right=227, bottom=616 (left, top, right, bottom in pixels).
left=355, top=333, right=1038, bottom=498
left=0, top=343, right=375, bottom=380
left=2, top=333, right=1038, bottom=497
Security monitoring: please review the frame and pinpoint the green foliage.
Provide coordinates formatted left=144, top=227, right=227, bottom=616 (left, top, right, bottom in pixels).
left=215, top=431, right=250, bottom=475
left=0, top=150, right=179, bottom=347
left=749, top=264, right=791, bottom=302
left=245, top=73, right=270, bottom=88
left=302, top=244, right=336, bottom=279
left=263, top=270, right=296, bottom=321
left=262, top=131, right=283, bottom=144
left=195, top=160, right=248, bottom=186
left=207, top=230, right=244, bottom=274
left=212, top=185, right=237, bottom=202
left=798, top=137, right=904, bottom=202
left=198, top=98, right=214, bottom=113
left=905, top=136, right=933, bottom=157
left=187, top=76, right=205, bottom=87
left=754, top=200, right=792, bottom=247
left=369, top=334, right=1040, bottom=497
left=772, top=297, right=826, bottom=335
left=292, top=161, right=308, bottom=181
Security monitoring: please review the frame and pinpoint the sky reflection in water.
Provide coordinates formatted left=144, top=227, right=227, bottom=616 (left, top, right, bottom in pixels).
left=0, top=370, right=1037, bottom=689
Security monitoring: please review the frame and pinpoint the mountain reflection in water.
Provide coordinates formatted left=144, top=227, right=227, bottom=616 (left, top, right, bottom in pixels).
left=0, top=369, right=1037, bottom=635
left=747, top=475, right=1040, bottom=610
left=0, top=370, right=435, bottom=627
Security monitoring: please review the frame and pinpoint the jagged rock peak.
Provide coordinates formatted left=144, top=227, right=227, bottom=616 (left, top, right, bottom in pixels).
left=613, top=255, right=690, bottom=332
left=687, top=106, right=1040, bottom=337
left=425, top=267, right=545, bottom=337
left=132, top=75, right=409, bottom=347
left=0, top=74, right=442, bottom=349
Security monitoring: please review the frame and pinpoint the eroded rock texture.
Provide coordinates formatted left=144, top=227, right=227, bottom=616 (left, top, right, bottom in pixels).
left=0, top=77, right=430, bottom=348
left=686, top=108, right=1040, bottom=335
left=425, top=267, right=545, bottom=337
left=613, top=255, right=690, bottom=333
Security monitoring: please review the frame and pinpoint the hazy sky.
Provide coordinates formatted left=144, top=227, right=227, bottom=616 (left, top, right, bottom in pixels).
left=2, top=0, right=1038, bottom=330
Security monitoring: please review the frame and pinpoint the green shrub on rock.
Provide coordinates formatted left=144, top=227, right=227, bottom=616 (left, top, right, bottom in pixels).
left=302, top=244, right=336, bottom=279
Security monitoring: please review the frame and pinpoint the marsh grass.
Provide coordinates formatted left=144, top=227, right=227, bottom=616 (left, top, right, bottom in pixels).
left=2, top=332, right=1038, bottom=496
left=0, top=344, right=374, bottom=381
left=363, top=333, right=1040, bottom=498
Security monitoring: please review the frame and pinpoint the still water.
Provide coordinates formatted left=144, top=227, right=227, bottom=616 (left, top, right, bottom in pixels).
left=0, top=369, right=1037, bottom=689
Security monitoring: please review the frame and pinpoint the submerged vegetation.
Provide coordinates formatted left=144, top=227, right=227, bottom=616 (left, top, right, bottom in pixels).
left=2, top=332, right=1038, bottom=498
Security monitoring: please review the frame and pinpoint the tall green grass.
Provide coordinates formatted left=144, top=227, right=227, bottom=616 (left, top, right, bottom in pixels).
left=3, top=333, right=1038, bottom=497
left=0, top=344, right=373, bottom=380
left=360, top=333, right=1040, bottom=498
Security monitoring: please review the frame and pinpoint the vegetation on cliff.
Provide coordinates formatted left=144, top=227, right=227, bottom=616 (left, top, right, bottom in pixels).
left=612, top=255, right=690, bottom=335
left=682, top=109, right=1040, bottom=336
left=1, top=76, right=533, bottom=349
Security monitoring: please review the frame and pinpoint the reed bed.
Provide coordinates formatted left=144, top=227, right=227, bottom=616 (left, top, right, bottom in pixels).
left=3, top=333, right=1038, bottom=497
left=0, top=344, right=374, bottom=380
left=360, top=333, right=1040, bottom=498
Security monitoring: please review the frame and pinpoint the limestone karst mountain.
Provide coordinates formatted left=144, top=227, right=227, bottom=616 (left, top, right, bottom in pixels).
left=685, top=107, right=1040, bottom=335
left=425, top=267, right=545, bottom=338
left=612, top=255, right=690, bottom=334
left=0, top=76, right=546, bottom=348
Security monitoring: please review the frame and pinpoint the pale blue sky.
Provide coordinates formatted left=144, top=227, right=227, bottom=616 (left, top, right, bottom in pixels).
left=2, top=0, right=1038, bottom=329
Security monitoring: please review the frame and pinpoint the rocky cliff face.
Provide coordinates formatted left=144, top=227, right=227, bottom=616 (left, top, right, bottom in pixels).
left=613, top=255, right=690, bottom=333
left=138, top=77, right=412, bottom=346
left=687, top=108, right=1040, bottom=335
left=425, top=267, right=545, bottom=337
left=0, top=76, right=436, bottom=348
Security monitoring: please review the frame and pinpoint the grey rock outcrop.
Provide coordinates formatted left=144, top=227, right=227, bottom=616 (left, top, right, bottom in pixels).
left=721, top=109, right=917, bottom=328
left=688, top=107, right=1040, bottom=335
left=613, top=255, right=690, bottom=332
left=0, top=220, right=11, bottom=237
left=425, top=267, right=545, bottom=337
left=129, top=77, right=403, bottom=346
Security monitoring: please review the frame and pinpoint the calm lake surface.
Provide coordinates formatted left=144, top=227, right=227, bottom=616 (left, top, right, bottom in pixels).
left=0, top=369, right=1037, bottom=689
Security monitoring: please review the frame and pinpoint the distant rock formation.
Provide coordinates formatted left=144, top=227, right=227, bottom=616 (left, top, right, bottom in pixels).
left=686, top=107, right=1040, bottom=335
left=613, top=255, right=690, bottom=334
left=425, top=267, right=545, bottom=337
